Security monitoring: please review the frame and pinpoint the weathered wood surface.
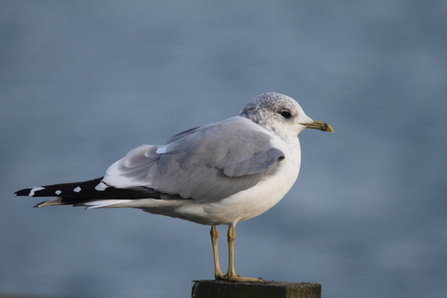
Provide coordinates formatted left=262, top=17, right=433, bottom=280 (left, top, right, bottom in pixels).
left=192, top=280, right=321, bottom=298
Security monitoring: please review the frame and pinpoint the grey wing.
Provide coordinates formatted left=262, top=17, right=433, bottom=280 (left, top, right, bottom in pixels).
left=102, top=117, right=285, bottom=203
left=161, top=126, right=200, bottom=145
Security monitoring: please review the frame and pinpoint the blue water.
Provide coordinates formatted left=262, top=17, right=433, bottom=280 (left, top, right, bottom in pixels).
left=1, top=1, right=446, bottom=298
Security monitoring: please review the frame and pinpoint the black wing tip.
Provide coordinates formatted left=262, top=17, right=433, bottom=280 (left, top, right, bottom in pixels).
left=15, top=188, right=32, bottom=196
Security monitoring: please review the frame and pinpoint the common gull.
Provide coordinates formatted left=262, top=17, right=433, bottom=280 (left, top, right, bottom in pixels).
left=15, top=92, right=333, bottom=282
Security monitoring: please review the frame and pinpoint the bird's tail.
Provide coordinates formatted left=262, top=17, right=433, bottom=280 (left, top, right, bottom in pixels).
left=15, top=177, right=162, bottom=208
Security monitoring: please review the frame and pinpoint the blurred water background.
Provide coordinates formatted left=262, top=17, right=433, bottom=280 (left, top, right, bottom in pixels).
left=1, top=1, right=446, bottom=298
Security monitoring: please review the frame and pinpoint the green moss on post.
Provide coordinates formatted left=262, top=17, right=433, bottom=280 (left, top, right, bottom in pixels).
left=192, top=280, right=321, bottom=298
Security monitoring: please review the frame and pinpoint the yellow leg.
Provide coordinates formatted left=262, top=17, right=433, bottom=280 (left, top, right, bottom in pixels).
left=225, top=224, right=263, bottom=282
left=210, top=225, right=225, bottom=280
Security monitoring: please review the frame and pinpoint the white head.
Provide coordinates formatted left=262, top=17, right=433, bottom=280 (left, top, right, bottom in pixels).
left=240, top=92, right=333, bottom=139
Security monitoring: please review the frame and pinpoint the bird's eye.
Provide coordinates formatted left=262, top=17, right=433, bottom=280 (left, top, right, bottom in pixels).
left=280, top=110, right=292, bottom=118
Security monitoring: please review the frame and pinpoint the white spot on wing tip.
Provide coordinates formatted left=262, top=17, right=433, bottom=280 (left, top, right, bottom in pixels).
left=30, top=187, right=45, bottom=196
left=73, top=186, right=82, bottom=193
left=95, top=182, right=107, bottom=191
left=55, top=190, right=62, bottom=195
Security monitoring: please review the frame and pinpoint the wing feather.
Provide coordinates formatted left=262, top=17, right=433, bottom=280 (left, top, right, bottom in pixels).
left=102, top=116, right=285, bottom=203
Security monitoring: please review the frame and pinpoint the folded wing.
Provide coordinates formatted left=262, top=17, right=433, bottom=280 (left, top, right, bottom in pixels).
left=102, top=116, right=285, bottom=203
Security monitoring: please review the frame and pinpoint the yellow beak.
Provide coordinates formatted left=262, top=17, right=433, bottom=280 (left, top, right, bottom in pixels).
left=302, top=120, right=334, bottom=132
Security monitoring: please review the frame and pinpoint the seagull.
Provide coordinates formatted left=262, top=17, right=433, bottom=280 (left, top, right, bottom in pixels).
left=15, top=92, right=333, bottom=282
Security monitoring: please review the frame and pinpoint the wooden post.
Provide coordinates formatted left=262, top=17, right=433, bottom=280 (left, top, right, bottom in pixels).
left=192, top=280, right=321, bottom=298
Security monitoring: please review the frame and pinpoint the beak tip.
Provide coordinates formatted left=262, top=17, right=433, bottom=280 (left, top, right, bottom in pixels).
left=302, top=120, right=334, bottom=132
left=325, top=124, right=334, bottom=133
